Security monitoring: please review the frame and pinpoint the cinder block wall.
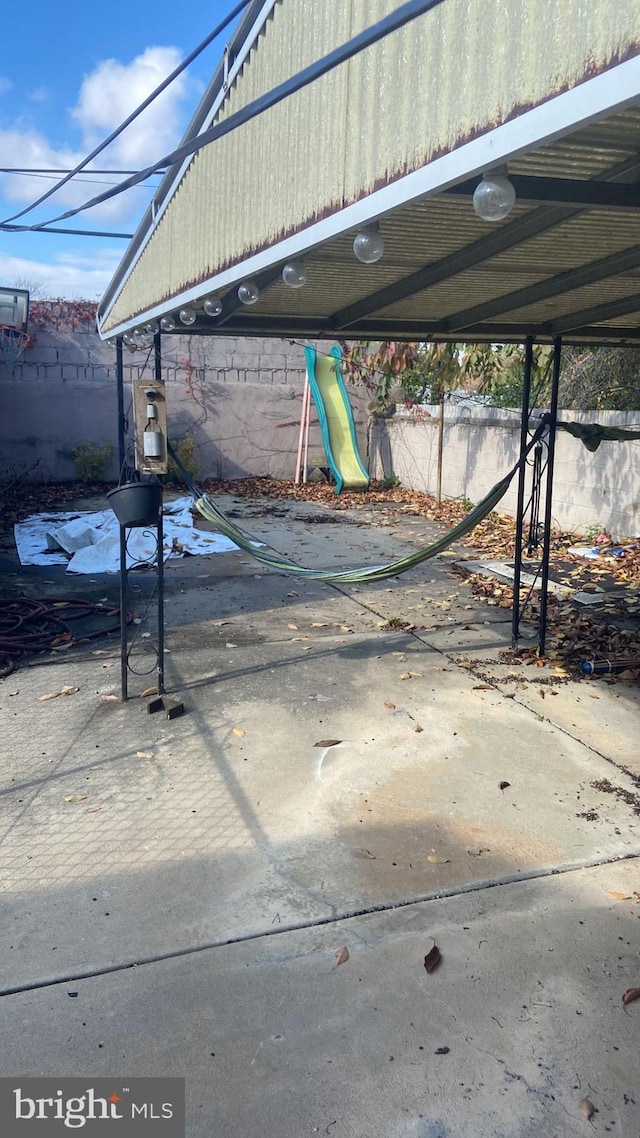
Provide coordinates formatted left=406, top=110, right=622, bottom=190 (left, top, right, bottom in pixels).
left=0, top=311, right=369, bottom=484
left=371, top=406, right=640, bottom=539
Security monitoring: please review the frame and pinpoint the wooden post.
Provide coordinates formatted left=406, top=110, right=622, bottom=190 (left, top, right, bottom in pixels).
left=436, top=395, right=445, bottom=502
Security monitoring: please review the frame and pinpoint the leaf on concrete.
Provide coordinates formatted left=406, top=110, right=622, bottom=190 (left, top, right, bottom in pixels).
left=60, top=685, right=79, bottom=696
left=427, top=854, right=449, bottom=864
left=136, top=751, right=154, bottom=760
left=424, top=945, right=442, bottom=973
left=400, top=672, right=412, bottom=680
left=412, top=724, right=424, bottom=733
left=64, top=794, right=88, bottom=803
left=607, top=891, right=632, bottom=901
left=352, top=848, right=376, bottom=859
left=101, top=694, right=120, bottom=702
left=578, top=1098, right=595, bottom=1120
left=384, top=700, right=396, bottom=710
left=310, top=622, right=330, bottom=628
left=139, top=686, right=157, bottom=699
left=287, top=623, right=298, bottom=630
left=313, top=739, right=341, bottom=748
left=232, top=727, right=246, bottom=738
left=498, top=781, right=511, bottom=791
left=38, top=691, right=61, bottom=701
left=472, top=684, right=492, bottom=691
left=622, top=987, right=640, bottom=1010
left=333, top=946, right=350, bottom=968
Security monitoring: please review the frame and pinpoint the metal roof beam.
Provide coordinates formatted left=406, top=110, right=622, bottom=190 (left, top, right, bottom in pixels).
left=545, top=291, right=640, bottom=334
left=443, top=175, right=640, bottom=210
left=331, top=155, right=640, bottom=332
left=331, top=203, right=580, bottom=330
left=441, top=244, right=640, bottom=332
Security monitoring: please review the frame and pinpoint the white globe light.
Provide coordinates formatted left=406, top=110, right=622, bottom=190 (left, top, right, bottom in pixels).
left=203, top=295, right=223, bottom=317
left=143, top=321, right=159, bottom=336
left=238, top=280, right=259, bottom=305
left=472, top=173, right=516, bottom=221
left=282, top=260, right=307, bottom=288
left=353, top=226, right=384, bottom=264
left=179, top=307, right=197, bottom=326
left=160, top=316, right=176, bottom=332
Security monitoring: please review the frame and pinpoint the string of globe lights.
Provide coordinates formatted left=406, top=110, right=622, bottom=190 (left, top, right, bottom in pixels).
left=121, top=169, right=515, bottom=352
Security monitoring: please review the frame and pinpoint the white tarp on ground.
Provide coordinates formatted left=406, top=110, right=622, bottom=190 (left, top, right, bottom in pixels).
left=14, top=497, right=240, bottom=574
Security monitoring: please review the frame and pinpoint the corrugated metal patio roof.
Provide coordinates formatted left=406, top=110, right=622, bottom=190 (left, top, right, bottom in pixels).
left=97, top=0, right=640, bottom=346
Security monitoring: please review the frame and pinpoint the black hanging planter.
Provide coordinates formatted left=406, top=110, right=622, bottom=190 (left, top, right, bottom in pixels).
left=107, top=481, right=163, bottom=528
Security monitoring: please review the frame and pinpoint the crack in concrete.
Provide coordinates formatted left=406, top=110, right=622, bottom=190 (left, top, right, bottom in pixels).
left=2, top=847, right=639, bottom=1001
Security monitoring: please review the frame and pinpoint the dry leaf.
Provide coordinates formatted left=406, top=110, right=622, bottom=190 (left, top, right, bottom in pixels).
left=232, top=727, right=246, bottom=738
left=498, top=780, right=511, bottom=791
left=139, top=686, right=157, bottom=699
left=225, top=642, right=237, bottom=649
left=64, top=794, right=88, bottom=803
left=38, top=691, right=61, bottom=701
left=424, top=945, right=442, bottom=973
left=412, top=724, right=424, bottom=733
left=384, top=700, right=396, bottom=710
left=86, top=806, right=102, bottom=814
left=136, top=751, right=154, bottom=760
left=352, top=848, right=376, bottom=859
left=287, top=623, right=298, bottom=631
left=310, top=622, right=330, bottom=628
left=60, top=685, right=79, bottom=696
left=313, top=739, right=341, bottom=748
left=578, top=1098, right=595, bottom=1120
left=607, top=891, right=632, bottom=901
left=400, top=672, right=412, bottom=680
left=333, top=946, right=350, bottom=968
left=101, top=694, right=120, bottom=702
left=472, top=684, right=492, bottom=691
left=428, top=855, right=449, bottom=864
left=622, top=987, right=640, bottom=1010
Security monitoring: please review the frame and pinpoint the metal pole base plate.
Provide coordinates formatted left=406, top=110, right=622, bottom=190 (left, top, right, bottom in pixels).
left=147, top=695, right=185, bottom=720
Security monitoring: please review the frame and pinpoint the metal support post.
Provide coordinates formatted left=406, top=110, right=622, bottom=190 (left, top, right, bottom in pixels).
left=538, top=336, right=562, bottom=654
left=154, top=332, right=165, bottom=696
left=116, top=336, right=128, bottom=701
left=511, top=337, right=533, bottom=645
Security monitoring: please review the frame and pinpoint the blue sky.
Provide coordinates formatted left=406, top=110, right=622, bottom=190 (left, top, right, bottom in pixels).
left=0, top=0, right=244, bottom=300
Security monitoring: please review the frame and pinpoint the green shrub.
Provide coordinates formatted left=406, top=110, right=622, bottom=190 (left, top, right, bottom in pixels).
left=166, top=433, right=199, bottom=484
left=72, top=441, right=114, bottom=482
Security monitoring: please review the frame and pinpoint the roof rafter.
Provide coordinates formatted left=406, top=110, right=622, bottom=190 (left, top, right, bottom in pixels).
left=331, top=155, right=640, bottom=332
left=443, top=174, right=640, bottom=210
left=442, top=244, right=640, bottom=332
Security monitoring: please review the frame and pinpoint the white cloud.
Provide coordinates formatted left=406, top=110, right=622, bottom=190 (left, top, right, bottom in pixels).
left=0, top=248, right=124, bottom=300
left=71, top=46, right=192, bottom=168
left=0, top=45, right=195, bottom=225
left=28, top=86, right=50, bottom=103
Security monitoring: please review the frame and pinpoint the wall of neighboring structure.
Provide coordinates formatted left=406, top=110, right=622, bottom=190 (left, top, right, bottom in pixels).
left=0, top=312, right=369, bottom=483
left=371, top=406, right=640, bottom=539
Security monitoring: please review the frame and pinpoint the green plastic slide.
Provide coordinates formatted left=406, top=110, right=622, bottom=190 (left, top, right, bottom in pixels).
left=304, top=344, right=370, bottom=493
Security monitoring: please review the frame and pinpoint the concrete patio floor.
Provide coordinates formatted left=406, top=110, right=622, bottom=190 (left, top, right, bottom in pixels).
left=1, top=491, right=639, bottom=1137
